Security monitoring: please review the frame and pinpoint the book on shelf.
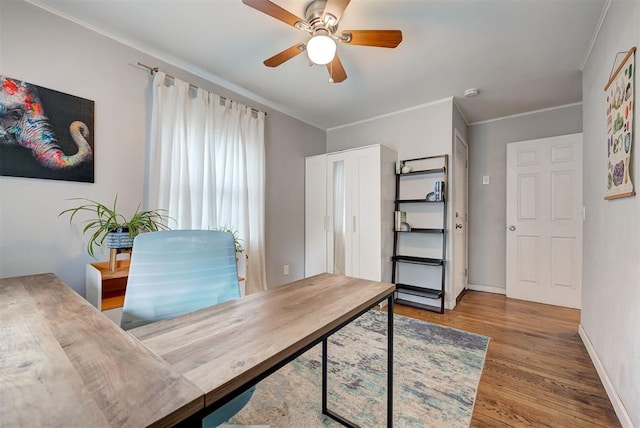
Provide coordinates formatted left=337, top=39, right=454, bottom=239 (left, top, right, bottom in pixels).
left=395, top=210, right=407, bottom=231
left=434, top=180, right=445, bottom=201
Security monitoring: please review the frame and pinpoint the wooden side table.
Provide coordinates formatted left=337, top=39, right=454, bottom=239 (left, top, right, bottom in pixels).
left=86, top=259, right=246, bottom=325
left=86, top=259, right=130, bottom=324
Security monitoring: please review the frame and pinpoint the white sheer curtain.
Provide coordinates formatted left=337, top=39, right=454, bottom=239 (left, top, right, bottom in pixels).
left=147, top=72, right=267, bottom=294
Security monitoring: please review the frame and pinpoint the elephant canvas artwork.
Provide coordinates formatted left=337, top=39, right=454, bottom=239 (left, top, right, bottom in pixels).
left=0, top=76, right=94, bottom=182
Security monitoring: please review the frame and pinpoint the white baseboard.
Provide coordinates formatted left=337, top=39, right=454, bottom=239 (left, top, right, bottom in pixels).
left=467, top=284, right=506, bottom=295
left=578, top=325, right=633, bottom=427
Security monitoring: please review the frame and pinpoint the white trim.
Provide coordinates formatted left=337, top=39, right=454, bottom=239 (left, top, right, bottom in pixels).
left=25, top=0, right=325, bottom=131
left=578, top=325, right=632, bottom=427
left=327, top=97, right=453, bottom=131
left=468, top=102, right=583, bottom=126
left=580, top=0, right=612, bottom=71
left=467, top=284, right=506, bottom=295
left=321, top=143, right=384, bottom=155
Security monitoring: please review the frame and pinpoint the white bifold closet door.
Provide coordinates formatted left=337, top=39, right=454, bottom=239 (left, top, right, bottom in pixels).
left=305, top=144, right=396, bottom=283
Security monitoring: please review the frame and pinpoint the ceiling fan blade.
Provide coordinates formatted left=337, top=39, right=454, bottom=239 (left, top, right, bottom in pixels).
left=323, top=0, right=351, bottom=24
left=341, top=30, right=403, bottom=48
left=327, top=54, right=347, bottom=83
left=242, top=0, right=307, bottom=28
left=264, top=43, right=306, bottom=67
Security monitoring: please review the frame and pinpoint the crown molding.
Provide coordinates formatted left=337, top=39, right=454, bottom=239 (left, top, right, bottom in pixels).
left=580, top=0, right=612, bottom=71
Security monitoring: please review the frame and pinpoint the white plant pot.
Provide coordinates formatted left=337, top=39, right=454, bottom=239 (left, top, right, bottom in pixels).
left=106, top=229, right=134, bottom=249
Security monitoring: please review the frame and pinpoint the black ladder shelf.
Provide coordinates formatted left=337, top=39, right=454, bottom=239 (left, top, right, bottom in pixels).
left=392, top=154, right=448, bottom=314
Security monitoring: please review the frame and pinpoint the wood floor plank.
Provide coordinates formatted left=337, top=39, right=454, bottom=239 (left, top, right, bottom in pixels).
left=393, top=291, right=620, bottom=427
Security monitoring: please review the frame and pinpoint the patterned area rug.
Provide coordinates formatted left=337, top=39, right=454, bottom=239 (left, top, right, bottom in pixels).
left=229, top=310, right=489, bottom=427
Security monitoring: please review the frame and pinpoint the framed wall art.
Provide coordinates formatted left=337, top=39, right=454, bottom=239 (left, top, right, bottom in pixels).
left=0, top=75, right=94, bottom=182
left=604, top=47, right=635, bottom=200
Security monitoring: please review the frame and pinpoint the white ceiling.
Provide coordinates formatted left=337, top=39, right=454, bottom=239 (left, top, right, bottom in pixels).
left=31, top=0, right=606, bottom=129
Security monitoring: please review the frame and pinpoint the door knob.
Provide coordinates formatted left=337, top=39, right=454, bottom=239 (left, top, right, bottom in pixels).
left=508, top=225, right=516, bottom=231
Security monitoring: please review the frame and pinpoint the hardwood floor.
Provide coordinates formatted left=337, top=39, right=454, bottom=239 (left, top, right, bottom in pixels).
left=393, top=291, right=620, bottom=427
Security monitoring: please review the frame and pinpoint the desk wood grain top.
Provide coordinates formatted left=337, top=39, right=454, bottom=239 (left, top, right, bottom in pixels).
left=0, top=273, right=203, bottom=427
left=130, top=273, right=395, bottom=408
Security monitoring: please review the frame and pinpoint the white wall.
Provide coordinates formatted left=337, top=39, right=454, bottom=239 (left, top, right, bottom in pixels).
left=327, top=98, right=459, bottom=307
left=466, top=104, right=583, bottom=292
left=265, top=114, right=325, bottom=286
left=581, top=0, right=640, bottom=425
left=327, top=99, right=453, bottom=158
left=0, top=1, right=325, bottom=295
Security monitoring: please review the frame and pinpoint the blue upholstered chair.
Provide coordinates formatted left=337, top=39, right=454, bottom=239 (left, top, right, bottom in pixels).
left=121, top=230, right=254, bottom=427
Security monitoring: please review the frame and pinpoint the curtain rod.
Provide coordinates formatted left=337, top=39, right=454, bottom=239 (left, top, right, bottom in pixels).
left=137, top=62, right=266, bottom=116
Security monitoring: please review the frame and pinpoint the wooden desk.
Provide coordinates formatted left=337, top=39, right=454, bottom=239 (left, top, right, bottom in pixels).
left=0, top=273, right=204, bottom=427
left=130, top=273, right=396, bottom=427
left=1, top=273, right=394, bottom=427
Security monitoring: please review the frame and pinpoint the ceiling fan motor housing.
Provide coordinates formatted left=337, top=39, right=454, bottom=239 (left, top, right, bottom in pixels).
left=305, top=0, right=338, bottom=34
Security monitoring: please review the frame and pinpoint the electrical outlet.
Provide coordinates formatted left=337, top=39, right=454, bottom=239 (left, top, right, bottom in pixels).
left=283, top=264, right=289, bottom=276
left=482, top=175, right=490, bottom=185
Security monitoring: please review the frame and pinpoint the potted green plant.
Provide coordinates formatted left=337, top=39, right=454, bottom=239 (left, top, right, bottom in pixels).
left=211, top=225, right=247, bottom=296
left=211, top=225, right=245, bottom=256
left=59, top=196, right=171, bottom=257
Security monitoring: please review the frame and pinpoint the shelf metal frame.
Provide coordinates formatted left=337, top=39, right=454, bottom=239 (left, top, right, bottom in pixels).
left=392, top=154, right=448, bottom=314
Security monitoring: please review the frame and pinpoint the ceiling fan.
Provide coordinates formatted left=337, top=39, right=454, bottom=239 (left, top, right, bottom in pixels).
left=242, top=0, right=403, bottom=83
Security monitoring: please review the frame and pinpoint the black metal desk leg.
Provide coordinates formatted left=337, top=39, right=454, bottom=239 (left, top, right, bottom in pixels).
left=322, top=335, right=359, bottom=427
left=322, top=338, right=328, bottom=414
left=321, top=297, right=394, bottom=428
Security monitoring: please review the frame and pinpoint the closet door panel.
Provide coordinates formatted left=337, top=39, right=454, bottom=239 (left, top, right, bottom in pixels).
left=309, top=144, right=396, bottom=283
left=304, top=155, right=327, bottom=277
left=353, top=149, right=381, bottom=281
left=344, top=158, right=357, bottom=277
left=326, top=152, right=350, bottom=276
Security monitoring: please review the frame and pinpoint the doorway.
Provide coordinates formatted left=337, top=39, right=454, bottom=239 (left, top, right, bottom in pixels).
left=453, top=130, right=469, bottom=303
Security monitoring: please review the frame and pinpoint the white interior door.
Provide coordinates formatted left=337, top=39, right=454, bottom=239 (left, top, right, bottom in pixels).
left=506, top=133, right=583, bottom=308
left=453, top=133, right=468, bottom=300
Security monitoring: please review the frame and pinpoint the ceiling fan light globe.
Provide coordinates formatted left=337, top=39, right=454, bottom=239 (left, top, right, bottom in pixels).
left=307, top=35, right=336, bottom=65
